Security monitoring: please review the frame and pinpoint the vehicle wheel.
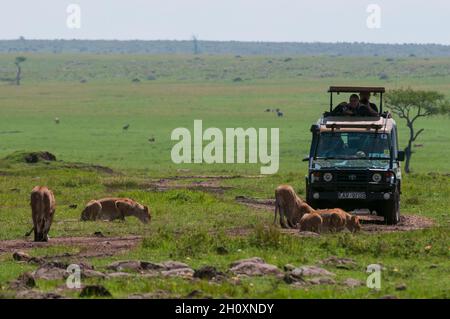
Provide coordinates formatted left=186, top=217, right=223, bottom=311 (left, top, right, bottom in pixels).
left=306, top=194, right=319, bottom=209
left=305, top=184, right=318, bottom=208
left=309, top=200, right=319, bottom=209
left=383, top=191, right=400, bottom=225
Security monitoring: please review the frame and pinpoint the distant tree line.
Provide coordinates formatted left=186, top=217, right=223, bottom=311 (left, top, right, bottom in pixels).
left=0, top=39, right=449, bottom=57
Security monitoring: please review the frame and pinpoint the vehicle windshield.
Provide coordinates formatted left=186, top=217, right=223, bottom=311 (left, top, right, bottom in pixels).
left=313, top=132, right=391, bottom=168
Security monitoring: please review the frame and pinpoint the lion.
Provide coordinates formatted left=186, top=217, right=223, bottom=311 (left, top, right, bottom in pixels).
left=299, top=213, right=323, bottom=233
left=274, top=185, right=315, bottom=228
left=317, top=208, right=361, bottom=232
left=80, top=198, right=151, bottom=224
left=26, top=186, right=56, bottom=242
left=315, top=210, right=346, bottom=232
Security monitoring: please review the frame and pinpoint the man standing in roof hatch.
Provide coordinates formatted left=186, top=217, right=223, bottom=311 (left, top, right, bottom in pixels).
left=359, top=91, right=379, bottom=115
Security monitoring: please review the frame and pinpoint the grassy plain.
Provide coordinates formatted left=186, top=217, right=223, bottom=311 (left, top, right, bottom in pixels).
left=0, top=54, right=448, bottom=298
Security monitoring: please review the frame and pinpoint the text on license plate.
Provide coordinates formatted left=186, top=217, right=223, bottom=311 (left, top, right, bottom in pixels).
left=338, top=192, right=366, bottom=199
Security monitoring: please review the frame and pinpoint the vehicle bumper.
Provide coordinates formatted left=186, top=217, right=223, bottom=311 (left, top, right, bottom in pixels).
left=309, top=191, right=393, bottom=201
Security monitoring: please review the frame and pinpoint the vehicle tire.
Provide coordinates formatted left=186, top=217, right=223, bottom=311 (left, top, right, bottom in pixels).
left=305, top=183, right=317, bottom=208
left=306, top=193, right=320, bottom=209
left=383, top=190, right=400, bottom=225
left=309, top=200, right=320, bottom=209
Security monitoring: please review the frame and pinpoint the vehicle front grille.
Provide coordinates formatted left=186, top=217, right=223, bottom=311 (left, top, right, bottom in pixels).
left=335, top=171, right=369, bottom=183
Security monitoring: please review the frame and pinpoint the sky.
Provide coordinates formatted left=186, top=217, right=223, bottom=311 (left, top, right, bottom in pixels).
left=0, top=0, right=449, bottom=44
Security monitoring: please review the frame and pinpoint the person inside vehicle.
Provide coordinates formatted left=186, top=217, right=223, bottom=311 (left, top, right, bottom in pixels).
left=362, top=133, right=390, bottom=158
left=329, top=136, right=347, bottom=157
left=359, top=91, right=379, bottom=115
left=347, top=94, right=360, bottom=114
left=318, top=135, right=347, bottom=158
left=331, top=94, right=360, bottom=116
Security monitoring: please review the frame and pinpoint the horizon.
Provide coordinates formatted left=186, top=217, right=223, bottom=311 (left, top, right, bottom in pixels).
left=2, top=38, right=450, bottom=47
left=1, top=0, right=449, bottom=45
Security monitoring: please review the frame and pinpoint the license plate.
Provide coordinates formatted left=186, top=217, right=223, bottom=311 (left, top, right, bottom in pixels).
left=338, top=192, right=366, bottom=199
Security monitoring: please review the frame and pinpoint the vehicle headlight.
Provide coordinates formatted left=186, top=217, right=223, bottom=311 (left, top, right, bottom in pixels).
left=386, top=172, right=395, bottom=183
left=372, top=173, right=382, bottom=183
left=323, top=172, right=333, bottom=182
left=311, top=172, right=321, bottom=183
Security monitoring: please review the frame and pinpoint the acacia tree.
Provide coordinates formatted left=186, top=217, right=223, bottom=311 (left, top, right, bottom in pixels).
left=14, top=56, right=26, bottom=85
left=386, top=88, right=450, bottom=173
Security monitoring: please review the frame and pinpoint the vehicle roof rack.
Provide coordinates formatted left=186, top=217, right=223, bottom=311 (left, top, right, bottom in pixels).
left=328, top=86, right=385, bottom=93
left=325, top=123, right=383, bottom=130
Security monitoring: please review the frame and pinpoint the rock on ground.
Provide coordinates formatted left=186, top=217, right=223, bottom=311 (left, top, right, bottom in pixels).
left=319, top=256, right=357, bottom=269
left=285, top=265, right=336, bottom=285
left=107, top=272, right=134, bottom=278
left=106, top=260, right=194, bottom=278
left=395, top=283, right=407, bottom=291
left=107, top=260, right=143, bottom=272
left=229, top=257, right=265, bottom=268
left=9, top=272, right=36, bottom=290
left=82, top=269, right=108, bottom=279
left=342, top=278, right=363, bottom=288
left=283, top=264, right=296, bottom=272
left=31, top=261, right=100, bottom=281
left=32, top=266, right=68, bottom=280
left=307, top=277, right=336, bottom=285
left=194, top=266, right=226, bottom=281
left=291, top=266, right=335, bottom=278
left=230, top=257, right=282, bottom=277
left=12, top=251, right=44, bottom=264
left=162, top=268, right=194, bottom=278
left=159, top=261, right=191, bottom=271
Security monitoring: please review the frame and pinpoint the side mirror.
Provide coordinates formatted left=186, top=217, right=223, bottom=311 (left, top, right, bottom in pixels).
left=397, top=151, right=405, bottom=162
left=302, top=156, right=310, bottom=162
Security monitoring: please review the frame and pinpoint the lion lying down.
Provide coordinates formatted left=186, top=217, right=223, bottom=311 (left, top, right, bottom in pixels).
left=273, top=184, right=360, bottom=233
left=299, top=208, right=361, bottom=233
left=80, top=198, right=151, bottom=224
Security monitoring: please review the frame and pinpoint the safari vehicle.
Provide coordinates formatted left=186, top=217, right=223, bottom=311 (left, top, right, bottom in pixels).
left=304, top=86, right=405, bottom=224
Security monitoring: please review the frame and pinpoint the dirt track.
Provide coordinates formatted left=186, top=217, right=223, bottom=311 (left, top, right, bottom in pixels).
left=141, top=175, right=263, bottom=194
left=0, top=236, right=142, bottom=257
left=235, top=196, right=435, bottom=233
left=0, top=194, right=435, bottom=258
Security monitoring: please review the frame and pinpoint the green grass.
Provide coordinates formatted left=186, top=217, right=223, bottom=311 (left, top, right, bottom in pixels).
left=0, top=54, right=449, bottom=299
left=0, top=54, right=450, bottom=173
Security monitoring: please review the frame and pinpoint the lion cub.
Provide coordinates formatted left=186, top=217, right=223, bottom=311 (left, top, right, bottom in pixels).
left=299, top=213, right=323, bottom=233
left=317, top=208, right=361, bottom=232
left=27, top=186, right=56, bottom=242
left=81, top=198, right=151, bottom=224
left=274, top=185, right=315, bottom=228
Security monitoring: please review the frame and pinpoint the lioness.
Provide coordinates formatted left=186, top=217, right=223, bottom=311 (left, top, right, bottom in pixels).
left=80, top=198, right=151, bottom=224
left=299, top=213, right=323, bottom=233
left=317, top=208, right=361, bottom=232
left=315, top=210, right=345, bottom=232
left=274, top=185, right=315, bottom=228
left=26, top=186, right=56, bottom=242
